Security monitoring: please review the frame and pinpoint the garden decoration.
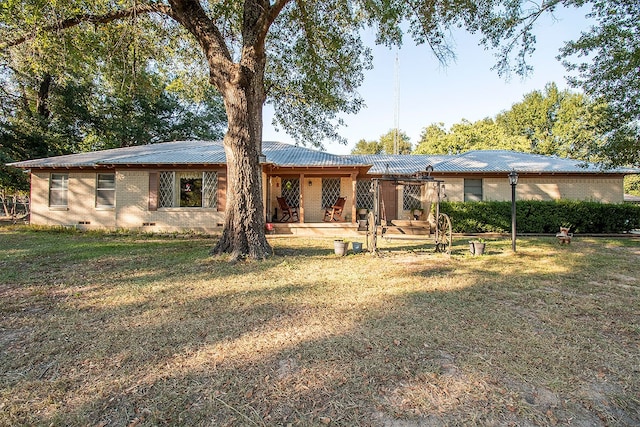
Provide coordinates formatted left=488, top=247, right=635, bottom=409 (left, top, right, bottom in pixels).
left=365, top=167, right=452, bottom=254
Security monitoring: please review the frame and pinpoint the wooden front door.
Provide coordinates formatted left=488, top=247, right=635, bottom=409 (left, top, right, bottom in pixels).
left=380, top=181, right=398, bottom=222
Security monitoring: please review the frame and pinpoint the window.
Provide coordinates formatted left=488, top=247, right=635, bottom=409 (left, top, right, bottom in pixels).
left=158, top=171, right=218, bottom=208
left=464, top=179, right=483, bottom=202
left=96, top=173, right=115, bottom=207
left=49, top=173, right=68, bottom=207
left=402, top=185, right=422, bottom=211
left=179, top=173, right=203, bottom=207
left=322, top=178, right=341, bottom=208
left=356, top=180, right=374, bottom=210
left=281, top=178, right=300, bottom=208
left=159, top=171, right=175, bottom=208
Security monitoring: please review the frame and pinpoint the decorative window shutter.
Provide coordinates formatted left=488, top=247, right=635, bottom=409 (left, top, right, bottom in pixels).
left=148, top=172, right=158, bottom=211
left=217, top=171, right=226, bottom=211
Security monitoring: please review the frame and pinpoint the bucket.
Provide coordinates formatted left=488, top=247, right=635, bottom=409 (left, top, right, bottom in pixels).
left=352, top=242, right=363, bottom=254
left=470, top=242, right=486, bottom=256
left=334, top=240, right=348, bottom=256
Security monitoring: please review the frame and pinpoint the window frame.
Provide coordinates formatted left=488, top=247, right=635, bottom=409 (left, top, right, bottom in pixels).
left=49, top=173, right=69, bottom=208
left=158, top=171, right=218, bottom=209
left=96, top=173, right=116, bottom=208
left=402, top=184, right=422, bottom=211
left=464, top=178, right=483, bottom=202
left=356, top=180, right=374, bottom=210
left=322, top=178, right=341, bottom=208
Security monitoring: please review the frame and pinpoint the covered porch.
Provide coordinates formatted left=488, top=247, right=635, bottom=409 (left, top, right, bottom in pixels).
left=263, top=163, right=371, bottom=224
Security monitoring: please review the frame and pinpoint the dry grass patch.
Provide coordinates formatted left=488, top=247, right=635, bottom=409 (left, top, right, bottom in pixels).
left=1, top=228, right=639, bottom=426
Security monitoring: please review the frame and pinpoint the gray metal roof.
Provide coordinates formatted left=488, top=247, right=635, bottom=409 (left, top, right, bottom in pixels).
left=104, top=140, right=227, bottom=165
left=6, top=142, right=194, bottom=168
left=8, top=141, right=637, bottom=174
left=9, top=140, right=366, bottom=168
left=347, top=154, right=452, bottom=174
left=263, top=141, right=366, bottom=167
left=434, top=150, right=634, bottom=173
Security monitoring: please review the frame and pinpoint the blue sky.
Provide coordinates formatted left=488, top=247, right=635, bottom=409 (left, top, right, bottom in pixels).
left=263, top=6, right=593, bottom=155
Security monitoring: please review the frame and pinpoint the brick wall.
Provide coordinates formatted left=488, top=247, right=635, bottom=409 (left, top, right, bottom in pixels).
left=483, top=176, right=624, bottom=203
left=30, top=171, right=116, bottom=228
left=28, top=170, right=626, bottom=231
left=116, top=170, right=225, bottom=232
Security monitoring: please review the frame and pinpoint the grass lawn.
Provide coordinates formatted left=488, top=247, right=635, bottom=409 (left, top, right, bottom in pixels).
left=1, top=227, right=639, bottom=426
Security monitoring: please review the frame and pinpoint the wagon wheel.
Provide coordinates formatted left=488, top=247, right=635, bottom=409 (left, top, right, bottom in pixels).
left=435, top=213, right=452, bottom=253
left=366, top=211, right=377, bottom=254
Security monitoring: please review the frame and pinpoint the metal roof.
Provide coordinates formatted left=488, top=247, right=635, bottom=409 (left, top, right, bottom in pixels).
left=8, top=141, right=637, bottom=174
left=263, top=141, right=366, bottom=167
left=104, top=140, right=227, bottom=164
left=5, top=142, right=193, bottom=168
left=434, top=150, right=635, bottom=173
left=8, top=140, right=367, bottom=168
left=347, top=154, right=452, bottom=174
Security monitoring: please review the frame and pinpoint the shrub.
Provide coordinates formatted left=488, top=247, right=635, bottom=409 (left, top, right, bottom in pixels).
left=440, top=200, right=640, bottom=234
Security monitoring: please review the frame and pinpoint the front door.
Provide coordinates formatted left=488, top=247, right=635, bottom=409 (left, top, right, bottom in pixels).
left=380, top=181, right=398, bottom=222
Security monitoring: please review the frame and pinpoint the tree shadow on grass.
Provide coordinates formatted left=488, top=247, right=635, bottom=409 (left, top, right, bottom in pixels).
left=2, top=234, right=639, bottom=426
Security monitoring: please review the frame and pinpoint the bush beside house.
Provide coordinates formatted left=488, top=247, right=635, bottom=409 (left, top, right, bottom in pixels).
left=440, top=200, right=640, bottom=234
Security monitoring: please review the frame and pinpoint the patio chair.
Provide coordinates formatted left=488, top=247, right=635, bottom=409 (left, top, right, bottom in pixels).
left=323, top=196, right=346, bottom=222
left=276, top=197, right=299, bottom=222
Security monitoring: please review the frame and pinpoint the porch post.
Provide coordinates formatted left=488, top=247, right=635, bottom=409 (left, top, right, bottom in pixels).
left=262, top=169, right=268, bottom=222
left=351, top=172, right=357, bottom=224
left=299, top=173, right=305, bottom=223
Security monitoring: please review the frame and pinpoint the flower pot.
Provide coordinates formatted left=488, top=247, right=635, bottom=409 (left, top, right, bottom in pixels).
left=265, top=223, right=274, bottom=234
left=334, top=240, right=348, bottom=256
left=352, top=241, right=363, bottom=254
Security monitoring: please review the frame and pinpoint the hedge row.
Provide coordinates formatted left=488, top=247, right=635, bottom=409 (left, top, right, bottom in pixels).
left=438, top=200, right=640, bottom=234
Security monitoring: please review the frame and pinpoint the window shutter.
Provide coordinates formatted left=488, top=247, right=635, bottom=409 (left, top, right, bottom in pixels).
left=217, top=170, right=226, bottom=211
left=149, top=172, right=158, bottom=211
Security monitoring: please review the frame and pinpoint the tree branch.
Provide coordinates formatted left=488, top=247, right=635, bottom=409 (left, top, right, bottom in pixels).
left=167, top=0, right=233, bottom=80
left=254, top=0, right=291, bottom=49
left=0, top=3, right=175, bottom=50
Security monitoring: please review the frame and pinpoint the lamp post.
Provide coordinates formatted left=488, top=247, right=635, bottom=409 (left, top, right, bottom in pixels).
left=508, top=170, right=519, bottom=252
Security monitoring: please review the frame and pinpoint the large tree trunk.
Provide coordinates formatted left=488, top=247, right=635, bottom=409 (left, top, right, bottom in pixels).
left=210, top=51, right=272, bottom=260
left=168, top=0, right=278, bottom=260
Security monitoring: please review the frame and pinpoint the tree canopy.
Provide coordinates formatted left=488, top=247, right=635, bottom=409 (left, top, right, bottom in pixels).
left=559, top=0, right=640, bottom=166
left=352, top=129, right=411, bottom=154
left=414, top=83, right=606, bottom=160
left=0, top=9, right=227, bottom=190
left=414, top=119, right=529, bottom=155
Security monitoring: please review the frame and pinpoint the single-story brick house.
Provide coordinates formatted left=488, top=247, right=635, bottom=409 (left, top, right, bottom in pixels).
left=9, top=140, right=636, bottom=232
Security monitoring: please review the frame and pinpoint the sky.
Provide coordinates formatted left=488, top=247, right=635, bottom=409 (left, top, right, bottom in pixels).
left=262, top=7, right=594, bottom=155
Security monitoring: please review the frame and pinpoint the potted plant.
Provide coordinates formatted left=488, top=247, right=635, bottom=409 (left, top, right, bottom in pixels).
left=469, top=238, right=486, bottom=256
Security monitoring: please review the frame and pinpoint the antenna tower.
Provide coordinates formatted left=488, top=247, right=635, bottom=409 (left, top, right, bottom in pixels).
left=393, top=51, right=400, bottom=155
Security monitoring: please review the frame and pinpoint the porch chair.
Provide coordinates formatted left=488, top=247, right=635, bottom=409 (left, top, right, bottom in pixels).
left=323, top=196, right=347, bottom=222
left=276, top=197, right=299, bottom=222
